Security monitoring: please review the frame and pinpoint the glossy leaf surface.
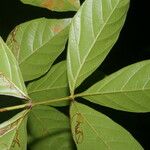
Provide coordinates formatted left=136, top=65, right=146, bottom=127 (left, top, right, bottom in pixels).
left=67, top=0, right=130, bottom=94
left=82, top=60, right=150, bottom=112
left=70, top=102, right=143, bottom=150
left=7, top=18, right=70, bottom=81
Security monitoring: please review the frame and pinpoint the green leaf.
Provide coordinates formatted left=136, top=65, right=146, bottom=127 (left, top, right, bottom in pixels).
left=0, top=37, right=28, bottom=99
left=20, top=0, right=80, bottom=12
left=67, top=0, right=130, bottom=94
left=70, top=102, right=143, bottom=150
left=0, top=110, right=28, bottom=150
left=81, top=60, right=150, bottom=112
left=27, top=61, right=69, bottom=106
left=28, top=131, right=75, bottom=150
left=28, top=105, right=75, bottom=150
left=6, top=18, right=71, bottom=81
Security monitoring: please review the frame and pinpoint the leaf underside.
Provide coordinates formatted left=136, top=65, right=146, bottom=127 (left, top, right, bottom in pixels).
left=82, top=60, right=150, bottom=112
left=1, top=0, right=149, bottom=150
left=0, top=110, right=28, bottom=150
left=20, top=0, right=80, bottom=12
left=67, top=0, right=130, bottom=94
left=7, top=18, right=71, bottom=81
left=27, top=61, right=69, bottom=106
left=0, top=37, right=28, bottom=99
left=28, top=105, right=75, bottom=150
left=70, top=102, right=143, bottom=150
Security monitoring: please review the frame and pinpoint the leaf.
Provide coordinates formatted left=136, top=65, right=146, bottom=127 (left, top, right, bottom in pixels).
left=27, top=105, right=70, bottom=138
left=67, top=0, right=130, bottom=94
left=28, top=105, right=75, bottom=150
left=28, top=131, right=75, bottom=150
left=0, top=110, right=28, bottom=150
left=70, top=102, right=143, bottom=150
left=20, top=0, right=80, bottom=12
left=6, top=18, right=71, bottom=81
left=81, top=60, right=150, bottom=112
left=27, top=61, right=69, bottom=106
left=0, top=37, right=28, bottom=99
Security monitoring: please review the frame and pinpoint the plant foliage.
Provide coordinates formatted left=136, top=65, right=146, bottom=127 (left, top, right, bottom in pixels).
left=0, top=0, right=149, bottom=149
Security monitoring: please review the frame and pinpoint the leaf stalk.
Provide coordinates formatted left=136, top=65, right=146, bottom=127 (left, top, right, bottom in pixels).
left=0, top=96, right=71, bottom=112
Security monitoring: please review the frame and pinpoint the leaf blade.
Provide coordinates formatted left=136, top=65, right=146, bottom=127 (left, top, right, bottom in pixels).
left=7, top=18, right=71, bottom=81
left=67, top=0, right=130, bottom=94
left=82, top=60, right=150, bottom=112
left=0, top=37, right=28, bottom=99
left=0, top=110, right=28, bottom=150
left=27, top=61, right=69, bottom=106
left=28, top=105, right=75, bottom=150
left=20, top=0, right=80, bottom=12
left=70, top=102, right=143, bottom=150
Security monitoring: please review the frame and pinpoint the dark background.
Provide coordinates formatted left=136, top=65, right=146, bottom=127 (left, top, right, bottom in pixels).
left=0, top=0, right=150, bottom=149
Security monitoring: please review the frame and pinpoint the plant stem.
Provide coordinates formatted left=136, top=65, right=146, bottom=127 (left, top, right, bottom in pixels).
left=0, top=96, right=71, bottom=112
left=74, top=93, right=85, bottom=98
left=32, top=96, right=71, bottom=106
left=0, top=103, right=31, bottom=112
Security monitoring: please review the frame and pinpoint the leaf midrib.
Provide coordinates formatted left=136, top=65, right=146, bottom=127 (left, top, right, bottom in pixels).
left=71, top=0, right=121, bottom=93
left=19, top=23, right=69, bottom=66
left=2, top=111, right=28, bottom=149
left=79, top=88, right=150, bottom=98
left=73, top=102, right=111, bottom=150
left=0, top=73, right=27, bottom=99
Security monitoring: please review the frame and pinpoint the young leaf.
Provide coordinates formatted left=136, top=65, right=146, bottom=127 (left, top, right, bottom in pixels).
left=0, top=37, right=28, bottom=99
left=20, top=0, right=80, bottom=12
left=70, top=102, right=143, bottom=150
left=67, top=0, right=130, bottom=94
left=28, top=105, right=75, bottom=150
left=81, top=60, right=150, bottom=112
left=27, top=61, right=69, bottom=106
left=0, top=110, right=28, bottom=150
left=6, top=18, right=71, bottom=81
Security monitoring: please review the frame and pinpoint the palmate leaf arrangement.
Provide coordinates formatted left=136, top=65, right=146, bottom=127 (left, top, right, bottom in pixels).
left=0, top=0, right=150, bottom=149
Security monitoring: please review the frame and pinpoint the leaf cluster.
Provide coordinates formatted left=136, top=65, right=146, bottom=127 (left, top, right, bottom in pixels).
left=0, top=0, right=149, bottom=149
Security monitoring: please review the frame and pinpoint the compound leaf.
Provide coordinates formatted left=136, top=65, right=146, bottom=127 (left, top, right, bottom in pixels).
left=0, top=37, right=28, bottom=99
left=81, top=60, right=150, bottom=112
left=67, top=0, right=130, bottom=94
left=7, top=18, right=71, bottom=81
left=70, top=102, right=143, bottom=150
